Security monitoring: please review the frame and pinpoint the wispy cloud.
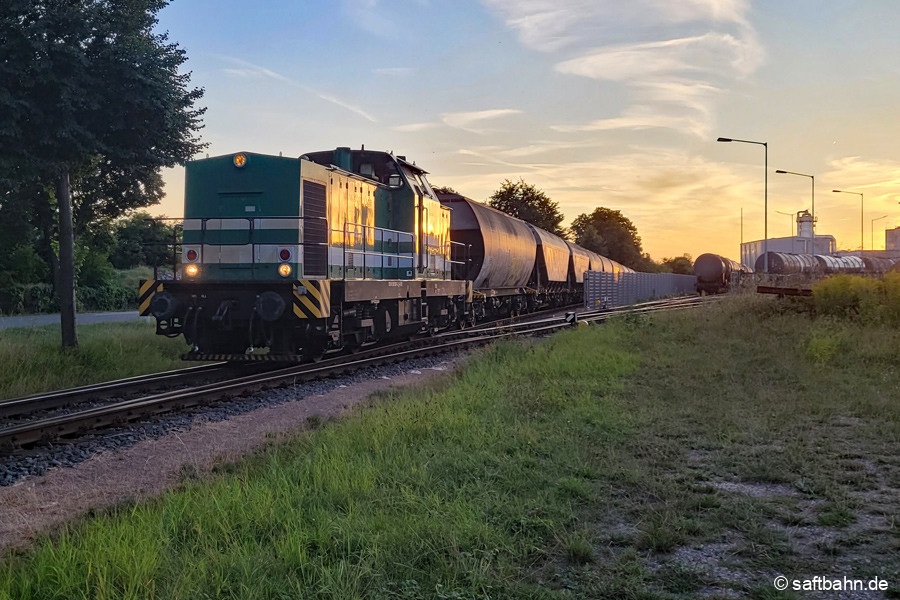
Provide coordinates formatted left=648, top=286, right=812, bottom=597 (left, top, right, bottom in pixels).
left=480, top=0, right=762, bottom=139
left=393, top=122, right=441, bottom=132
left=442, top=146, right=759, bottom=259
left=824, top=156, right=900, bottom=191
left=481, top=0, right=752, bottom=52
left=220, top=56, right=377, bottom=122
left=441, top=109, right=522, bottom=133
left=394, top=109, right=523, bottom=134
left=554, top=33, right=759, bottom=81
left=342, top=0, right=396, bottom=37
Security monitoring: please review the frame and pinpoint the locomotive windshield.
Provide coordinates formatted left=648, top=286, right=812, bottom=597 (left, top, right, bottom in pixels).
left=302, top=149, right=404, bottom=188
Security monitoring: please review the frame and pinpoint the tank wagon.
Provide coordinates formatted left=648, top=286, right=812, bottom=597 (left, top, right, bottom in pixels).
left=693, top=253, right=751, bottom=294
left=142, top=148, right=627, bottom=360
left=754, top=252, right=868, bottom=275
left=862, top=256, right=897, bottom=273
left=438, top=191, right=631, bottom=317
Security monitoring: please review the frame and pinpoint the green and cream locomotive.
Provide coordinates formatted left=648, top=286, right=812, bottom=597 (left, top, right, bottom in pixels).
left=141, top=147, right=470, bottom=360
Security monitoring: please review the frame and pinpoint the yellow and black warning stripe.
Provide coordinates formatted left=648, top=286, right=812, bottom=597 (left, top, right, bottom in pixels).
left=138, top=280, right=163, bottom=316
left=292, top=280, right=331, bottom=319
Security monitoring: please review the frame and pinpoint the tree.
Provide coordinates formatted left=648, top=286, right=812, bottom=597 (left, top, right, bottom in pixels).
left=488, top=178, right=567, bottom=237
left=660, top=254, right=693, bottom=275
left=111, top=212, right=177, bottom=270
left=0, top=0, right=206, bottom=347
left=431, top=185, right=458, bottom=195
left=571, top=208, right=644, bottom=270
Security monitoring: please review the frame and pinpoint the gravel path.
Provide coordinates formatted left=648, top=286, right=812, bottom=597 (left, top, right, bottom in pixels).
left=0, top=352, right=462, bottom=552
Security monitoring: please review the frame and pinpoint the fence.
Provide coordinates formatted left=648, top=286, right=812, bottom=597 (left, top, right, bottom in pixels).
left=584, top=271, right=697, bottom=310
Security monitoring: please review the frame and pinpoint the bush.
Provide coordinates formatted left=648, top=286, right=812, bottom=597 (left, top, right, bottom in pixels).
left=77, top=281, right=137, bottom=312
left=812, top=273, right=900, bottom=325
left=0, top=279, right=139, bottom=315
left=0, top=283, right=59, bottom=315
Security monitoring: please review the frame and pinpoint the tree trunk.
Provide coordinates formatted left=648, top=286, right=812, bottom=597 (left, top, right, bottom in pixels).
left=56, top=171, right=78, bottom=348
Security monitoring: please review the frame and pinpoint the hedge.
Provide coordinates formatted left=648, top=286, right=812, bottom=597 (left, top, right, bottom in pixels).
left=0, top=282, right=138, bottom=316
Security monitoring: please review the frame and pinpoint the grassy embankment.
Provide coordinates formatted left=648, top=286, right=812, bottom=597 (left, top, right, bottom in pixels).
left=0, top=321, right=188, bottom=399
left=1, top=292, right=899, bottom=599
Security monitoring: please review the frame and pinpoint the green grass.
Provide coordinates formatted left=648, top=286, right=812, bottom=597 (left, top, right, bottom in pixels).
left=0, top=321, right=190, bottom=399
left=0, top=324, right=640, bottom=599
left=1, top=295, right=899, bottom=599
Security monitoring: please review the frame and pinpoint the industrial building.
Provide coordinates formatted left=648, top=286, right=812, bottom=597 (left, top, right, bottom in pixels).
left=740, top=210, right=835, bottom=268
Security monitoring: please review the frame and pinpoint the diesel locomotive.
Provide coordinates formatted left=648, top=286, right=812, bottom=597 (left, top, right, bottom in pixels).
left=140, top=147, right=630, bottom=360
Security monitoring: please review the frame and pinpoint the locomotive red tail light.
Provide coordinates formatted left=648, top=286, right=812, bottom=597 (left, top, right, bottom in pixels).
left=186, top=249, right=198, bottom=262
left=279, top=248, right=291, bottom=261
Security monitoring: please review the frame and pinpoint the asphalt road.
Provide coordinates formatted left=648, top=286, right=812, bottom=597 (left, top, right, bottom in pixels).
left=0, top=311, right=148, bottom=331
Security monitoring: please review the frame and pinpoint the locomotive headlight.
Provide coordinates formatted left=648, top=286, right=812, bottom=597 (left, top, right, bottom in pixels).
left=278, top=264, right=292, bottom=277
left=185, top=264, right=199, bottom=277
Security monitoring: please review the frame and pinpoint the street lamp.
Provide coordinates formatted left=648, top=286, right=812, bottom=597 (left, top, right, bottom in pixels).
left=832, top=189, right=864, bottom=252
left=718, top=137, right=768, bottom=272
left=775, top=170, right=814, bottom=249
left=775, top=210, right=795, bottom=237
left=872, top=214, right=888, bottom=251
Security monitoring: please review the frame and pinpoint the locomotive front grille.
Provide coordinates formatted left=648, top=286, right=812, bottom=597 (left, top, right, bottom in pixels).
left=303, top=180, right=328, bottom=277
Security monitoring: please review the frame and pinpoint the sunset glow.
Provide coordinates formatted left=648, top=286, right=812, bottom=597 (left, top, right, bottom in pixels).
left=154, top=1, right=900, bottom=261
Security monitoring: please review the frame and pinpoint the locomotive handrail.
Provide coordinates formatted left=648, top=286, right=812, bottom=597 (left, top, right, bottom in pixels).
left=341, top=221, right=416, bottom=281
left=448, top=241, right=471, bottom=267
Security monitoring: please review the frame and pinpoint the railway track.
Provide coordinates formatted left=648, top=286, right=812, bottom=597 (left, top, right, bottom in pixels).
left=0, top=294, right=716, bottom=451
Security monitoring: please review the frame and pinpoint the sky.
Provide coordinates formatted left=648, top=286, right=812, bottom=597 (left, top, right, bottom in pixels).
left=152, top=0, right=900, bottom=261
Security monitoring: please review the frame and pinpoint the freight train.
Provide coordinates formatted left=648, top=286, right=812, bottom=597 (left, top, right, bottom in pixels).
left=693, top=253, right=752, bottom=294
left=694, top=250, right=899, bottom=295
left=140, top=148, right=631, bottom=360
left=752, top=252, right=898, bottom=275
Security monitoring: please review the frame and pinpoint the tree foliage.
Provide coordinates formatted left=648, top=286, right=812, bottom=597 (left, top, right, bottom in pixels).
left=659, top=254, right=693, bottom=275
left=431, top=185, right=458, bottom=196
left=111, top=212, right=177, bottom=270
left=0, top=0, right=206, bottom=345
left=488, top=179, right=567, bottom=237
left=571, top=208, right=644, bottom=270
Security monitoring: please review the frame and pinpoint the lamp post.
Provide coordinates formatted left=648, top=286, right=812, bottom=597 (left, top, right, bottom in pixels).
left=718, top=137, right=767, bottom=272
left=775, top=170, right=814, bottom=249
left=872, top=214, right=888, bottom=251
left=832, top=189, right=864, bottom=252
left=775, top=210, right=795, bottom=237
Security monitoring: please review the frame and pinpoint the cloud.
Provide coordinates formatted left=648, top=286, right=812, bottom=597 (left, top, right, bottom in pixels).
left=824, top=156, right=900, bottom=191
left=220, top=56, right=377, bottom=122
left=555, top=33, right=760, bottom=81
left=393, top=122, right=441, bottom=132
left=480, top=0, right=762, bottom=139
left=441, top=109, right=522, bottom=133
left=481, top=0, right=752, bottom=51
left=552, top=79, right=721, bottom=138
left=342, top=0, right=401, bottom=39
left=392, top=109, right=522, bottom=134
left=441, top=146, right=761, bottom=259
